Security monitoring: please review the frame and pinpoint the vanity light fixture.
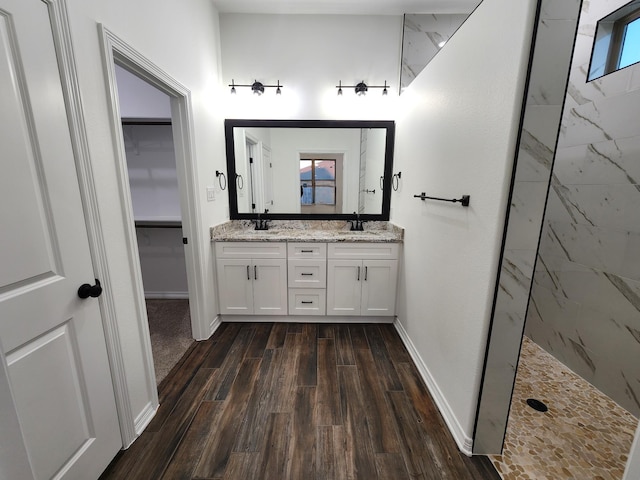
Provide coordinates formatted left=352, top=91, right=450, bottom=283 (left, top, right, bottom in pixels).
left=229, top=79, right=283, bottom=95
left=336, top=80, right=390, bottom=96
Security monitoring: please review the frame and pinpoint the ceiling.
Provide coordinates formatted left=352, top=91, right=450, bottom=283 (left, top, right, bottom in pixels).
left=211, top=0, right=480, bottom=15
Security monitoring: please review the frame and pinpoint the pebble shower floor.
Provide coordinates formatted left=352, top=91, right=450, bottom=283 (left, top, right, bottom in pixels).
left=490, top=337, right=637, bottom=480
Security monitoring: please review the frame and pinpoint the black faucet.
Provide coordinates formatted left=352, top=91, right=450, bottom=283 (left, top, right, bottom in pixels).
left=350, top=212, right=365, bottom=231
left=254, top=209, right=270, bottom=230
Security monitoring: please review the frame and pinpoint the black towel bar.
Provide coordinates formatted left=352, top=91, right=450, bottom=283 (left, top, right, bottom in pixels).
left=414, top=193, right=470, bottom=207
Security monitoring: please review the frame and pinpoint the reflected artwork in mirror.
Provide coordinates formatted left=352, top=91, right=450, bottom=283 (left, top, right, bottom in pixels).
left=224, top=119, right=395, bottom=220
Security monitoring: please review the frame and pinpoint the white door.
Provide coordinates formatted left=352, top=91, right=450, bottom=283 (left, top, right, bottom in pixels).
left=327, top=260, right=362, bottom=315
left=361, top=260, right=398, bottom=316
left=215, top=259, right=253, bottom=314
left=0, top=1, right=121, bottom=479
left=252, top=259, right=287, bottom=315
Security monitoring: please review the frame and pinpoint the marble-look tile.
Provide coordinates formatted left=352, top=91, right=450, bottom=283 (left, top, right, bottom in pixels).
left=550, top=183, right=640, bottom=233
left=400, top=13, right=469, bottom=90
left=630, top=65, right=640, bottom=92
left=593, top=345, right=640, bottom=415
left=495, top=249, right=537, bottom=318
left=473, top=365, right=519, bottom=455
left=540, top=0, right=581, bottom=21
left=541, top=183, right=579, bottom=224
left=554, top=135, right=640, bottom=186
left=576, top=305, right=640, bottom=408
left=540, top=220, right=640, bottom=282
left=503, top=181, right=550, bottom=250
left=490, top=337, right=638, bottom=480
left=561, top=84, right=640, bottom=148
left=568, top=63, right=632, bottom=106
left=527, top=19, right=578, bottom=105
left=515, top=106, right=563, bottom=182
left=539, top=263, right=640, bottom=327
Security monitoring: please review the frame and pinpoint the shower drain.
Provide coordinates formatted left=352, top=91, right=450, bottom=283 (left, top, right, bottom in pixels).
left=526, top=398, right=548, bottom=412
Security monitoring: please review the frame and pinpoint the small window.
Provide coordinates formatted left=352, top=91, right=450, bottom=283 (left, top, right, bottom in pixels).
left=300, top=159, right=336, bottom=206
left=589, top=0, right=640, bottom=81
left=618, top=15, right=640, bottom=69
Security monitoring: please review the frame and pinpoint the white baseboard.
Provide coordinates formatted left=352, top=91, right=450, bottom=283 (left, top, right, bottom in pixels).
left=132, top=400, right=159, bottom=440
left=220, top=314, right=395, bottom=324
left=144, top=291, right=189, bottom=300
left=393, top=318, right=474, bottom=456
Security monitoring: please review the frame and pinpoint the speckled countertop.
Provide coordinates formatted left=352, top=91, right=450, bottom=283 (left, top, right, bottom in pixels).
left=210, top=220, right=403, bottom=243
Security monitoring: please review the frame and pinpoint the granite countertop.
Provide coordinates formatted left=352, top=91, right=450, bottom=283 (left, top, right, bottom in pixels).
left=210, top=220, right=403, bottom=243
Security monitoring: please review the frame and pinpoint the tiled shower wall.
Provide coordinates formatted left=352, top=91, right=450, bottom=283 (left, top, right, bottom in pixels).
left=400, top=13, right=470, bottom=92
left=473, top=0, right=581, bottom=454
left=526, top=0, right=640, bottom=417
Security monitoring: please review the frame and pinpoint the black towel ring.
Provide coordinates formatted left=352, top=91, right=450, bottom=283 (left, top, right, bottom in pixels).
left=216, top=170, right=227, bottom=190
left=392, top=171, right=402, bottom=191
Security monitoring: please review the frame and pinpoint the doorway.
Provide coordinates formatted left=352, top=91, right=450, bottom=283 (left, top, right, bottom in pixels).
left=99, top=25, right=210, bottom=445
left=114, top=66, right=195, bottom=386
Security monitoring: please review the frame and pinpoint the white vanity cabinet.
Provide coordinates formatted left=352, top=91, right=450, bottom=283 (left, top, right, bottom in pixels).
left=287, top=243, right=327, bottom=315
left=326, top=243, right=399, bottom=316
left=215, top=242, right=287, bottom=315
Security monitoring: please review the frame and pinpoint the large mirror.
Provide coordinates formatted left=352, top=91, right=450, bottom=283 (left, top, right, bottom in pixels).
left=225, top=119, right=395, bottom=220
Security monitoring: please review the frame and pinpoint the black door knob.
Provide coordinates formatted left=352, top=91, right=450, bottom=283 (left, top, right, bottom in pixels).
left=78, top=279, right=103, bottom=299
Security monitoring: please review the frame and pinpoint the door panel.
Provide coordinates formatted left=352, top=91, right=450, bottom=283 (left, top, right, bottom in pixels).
left=216, top=259, right=253, bottom=314
left=361, top=260, right=398, bottom=316
left=6, top=324, right=92, bottom=480
left=327, top=260, right=361, bottom=315
left=0, top=0, right=121, bottom=478
left=0, top=13, right=57, bottom=289
left=253, top=259, right=287, bottom=315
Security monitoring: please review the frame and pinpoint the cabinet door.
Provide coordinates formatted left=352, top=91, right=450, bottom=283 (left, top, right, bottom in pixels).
left=252, top=259, right=288, bottom=315
left=216, top=259, right=253, bottom=314
left=361, top=260, right=398, bottom=316
left=327, top=260, right=362, bottom=316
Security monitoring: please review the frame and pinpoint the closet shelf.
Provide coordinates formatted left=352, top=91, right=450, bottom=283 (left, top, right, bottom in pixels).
left=135, top=219, right=182, bottom=228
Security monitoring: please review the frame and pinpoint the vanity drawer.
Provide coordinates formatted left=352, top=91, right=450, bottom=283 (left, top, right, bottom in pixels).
left=288, top=259, right=327, bottom=288
left=287, top=242, right=327, bottom=259
left=327, top=242, right=398, bottom=260
left=288, top=289, right=326, bottom=316
left=216, top=241, right=286, bottom=259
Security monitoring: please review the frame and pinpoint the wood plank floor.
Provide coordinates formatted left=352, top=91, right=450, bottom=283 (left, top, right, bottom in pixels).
left=100, top=323, right=500, bottom=480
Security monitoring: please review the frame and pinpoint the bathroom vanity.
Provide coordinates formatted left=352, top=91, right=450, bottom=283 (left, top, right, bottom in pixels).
left=214, top=119, right=400, bottom=322
left=211, top=221, right=403, bottom=322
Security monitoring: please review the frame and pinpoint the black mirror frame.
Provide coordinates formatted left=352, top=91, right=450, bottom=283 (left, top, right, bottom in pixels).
left=224, top=119, right=395, bottom=221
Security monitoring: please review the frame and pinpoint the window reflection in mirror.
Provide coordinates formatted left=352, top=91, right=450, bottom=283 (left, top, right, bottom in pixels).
left=224, top=120, right=395, bottom=221
left=300, top=158, right=338, bottom=213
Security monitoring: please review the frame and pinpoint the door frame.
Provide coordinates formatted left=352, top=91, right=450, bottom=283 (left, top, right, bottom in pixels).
left=97, top=26, right=209, bottom=446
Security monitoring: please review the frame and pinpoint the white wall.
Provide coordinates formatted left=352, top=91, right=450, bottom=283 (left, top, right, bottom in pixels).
left=270, top=128, right=361, bottom=213
left=115, top=65, right=171, bottom=119
left=219, top=14, right=402, bottom=120
left=391, top=0, right=537, bottom=452
left=65, top=0, right=226, bottom=438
